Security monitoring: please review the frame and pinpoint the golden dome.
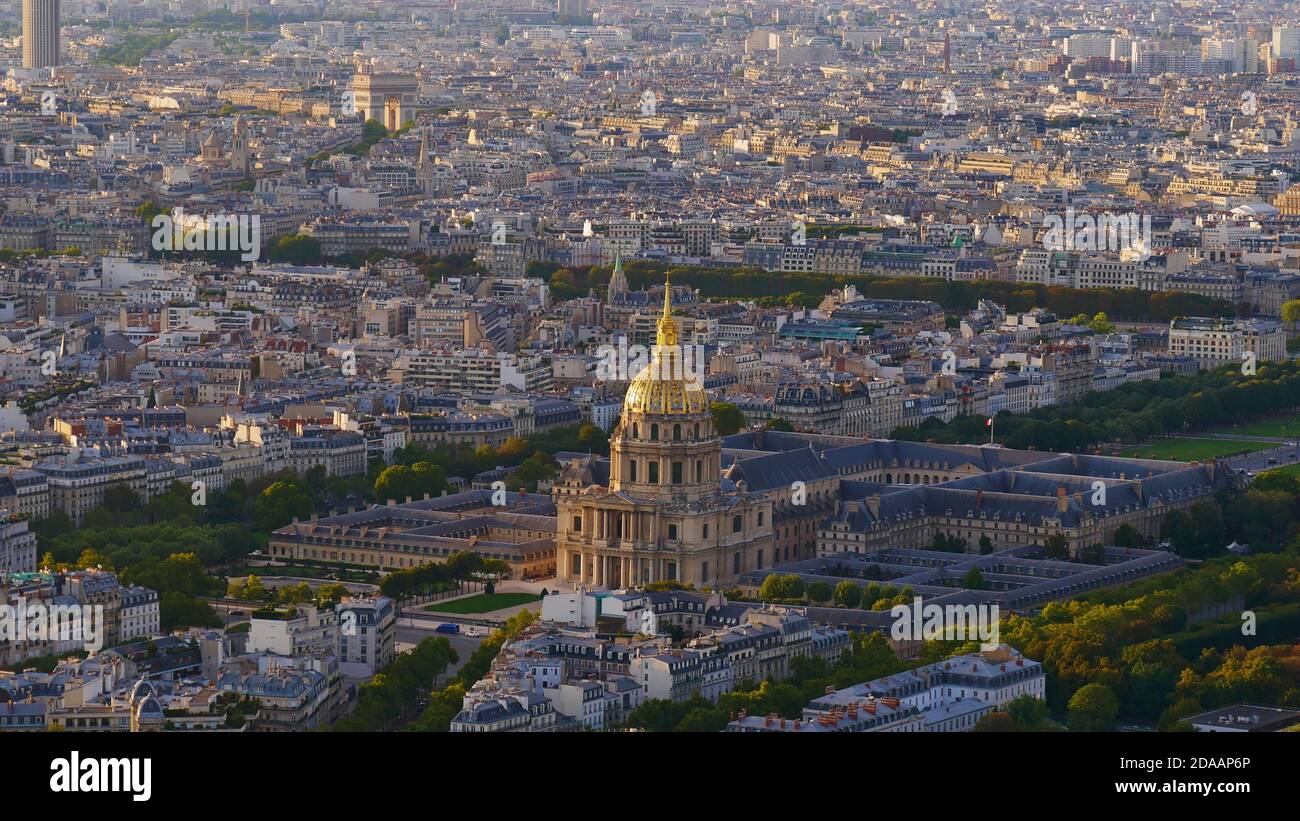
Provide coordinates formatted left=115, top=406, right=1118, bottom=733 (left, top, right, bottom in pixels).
left=622, top=273, right=709, bottom=416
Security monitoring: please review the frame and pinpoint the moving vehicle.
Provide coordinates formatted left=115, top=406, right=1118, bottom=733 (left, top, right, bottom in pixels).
left=434, top=622, right=460, bottom=634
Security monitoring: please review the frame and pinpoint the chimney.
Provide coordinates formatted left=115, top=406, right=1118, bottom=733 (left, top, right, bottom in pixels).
left=975, top=489, right=983, bottom=508
left=1056, top=486, right=1067, bottom=514
left=387, top=499, right=396, bottom=506
left=865, top=494, right=880, bottom=518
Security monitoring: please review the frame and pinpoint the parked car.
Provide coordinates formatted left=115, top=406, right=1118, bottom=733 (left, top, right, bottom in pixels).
left=434, top=622, right=460, bottom=634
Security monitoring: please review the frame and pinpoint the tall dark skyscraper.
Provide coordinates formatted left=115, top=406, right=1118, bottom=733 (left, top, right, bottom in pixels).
left=22, top=0, right=61, bottom=69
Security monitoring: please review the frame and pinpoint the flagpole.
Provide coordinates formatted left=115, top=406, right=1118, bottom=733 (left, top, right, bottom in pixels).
left=989, top=416, right=994, bottom=445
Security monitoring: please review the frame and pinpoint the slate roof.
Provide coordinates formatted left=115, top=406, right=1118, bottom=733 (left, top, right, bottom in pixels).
left=723, top=446, right=835, bottom=493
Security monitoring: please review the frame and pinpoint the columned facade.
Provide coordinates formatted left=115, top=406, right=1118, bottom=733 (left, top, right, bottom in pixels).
left=554, top=276, right=772, bottom=589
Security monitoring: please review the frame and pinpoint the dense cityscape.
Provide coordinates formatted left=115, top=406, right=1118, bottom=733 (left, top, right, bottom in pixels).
left=0, top=0, right=1298, bottom=775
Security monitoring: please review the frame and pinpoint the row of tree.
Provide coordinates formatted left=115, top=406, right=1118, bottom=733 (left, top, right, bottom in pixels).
left=895, top=360, right=1300, bottom=452
left=1002, top=547, right=1300, bottom=727
left=541, top=257, right=1235, bottom=321
left=405, top=610, right=540, bottom=731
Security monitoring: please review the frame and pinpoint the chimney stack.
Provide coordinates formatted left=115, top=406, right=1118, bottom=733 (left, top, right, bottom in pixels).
left=1056, top=486, right=1067, bottom=514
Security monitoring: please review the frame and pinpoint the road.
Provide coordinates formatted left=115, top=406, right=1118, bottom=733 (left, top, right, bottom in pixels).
left=394, top=616, right=486, bottom=681
left=208, top=601, right=488, bottom=680
left=1220, top=442, right=1299, bottom=477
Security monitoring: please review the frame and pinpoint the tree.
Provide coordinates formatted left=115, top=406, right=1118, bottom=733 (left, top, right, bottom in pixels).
left=374, top=462, right=450, bottom=502
left=1113, top=523, right=1143, bottom=548
left=127, top=553, right=224, bottom=598
left=758, top=574, right=804, bottom=601
left=710, top=402, right=747, bottom=436
left=1281, top=298, right=1300, bottom=328
left=978, top=534, right=994, bottom=554
left=509, top=451, right=559, bottom=491
left=1043, top=534, right=1070, bottom=560
left=833, top=580, right=862, bottom=608
left=315, top=584, right=351, bottom=610
left=975, top=694, right=1055, bottom=731
left=266, top=234, right=322, bottom=265
left=675, top=707, right=728, bottom=732
left=932, top=533, right=967, bottom=553
left=962, top=567, right=985, bottom=590
left=1067, top=683, right=1119, bottom=731
left=230, top=574, right=266, bottom=601
left=159, top=592, right=221, bottom=631
left=763, top=417, right=794, bottom=431
left=252, top=480, right=314, bottom=533
left=806, top=581, right=832, bottom=604
left=102, top=484, right=139, bottom=514
left=1089, top=312, right=1116, bottom=334
left=576, top=423, right=609, bottom=452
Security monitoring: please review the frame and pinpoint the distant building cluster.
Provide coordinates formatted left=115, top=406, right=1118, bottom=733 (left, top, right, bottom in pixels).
left=451, top=601, right=849, bottom=731
left=0, top=595, right=394, bottom=731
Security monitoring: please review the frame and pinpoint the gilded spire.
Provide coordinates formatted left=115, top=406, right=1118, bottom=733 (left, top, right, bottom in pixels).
left=656, top=271, right=679, bottom=346
left=624, top=271, right=706, bottom=416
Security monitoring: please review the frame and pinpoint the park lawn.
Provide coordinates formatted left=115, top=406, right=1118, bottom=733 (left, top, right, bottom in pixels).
left=423, top=592, right=542, bottom=614
left=1118, top=438, right=1273, bottom=462
left=1260, top=462, right=1300, bottom=478
left=222, top=564, right=378, bottom=583
left=1213, top=413, right=1300, bottom=440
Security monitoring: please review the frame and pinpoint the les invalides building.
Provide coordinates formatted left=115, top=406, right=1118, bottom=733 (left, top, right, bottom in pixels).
left=554, top=277, right=773, bottom=589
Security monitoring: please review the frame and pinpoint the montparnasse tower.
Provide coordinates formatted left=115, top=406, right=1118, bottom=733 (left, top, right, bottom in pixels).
left=553, top=273, right=772, bottom=590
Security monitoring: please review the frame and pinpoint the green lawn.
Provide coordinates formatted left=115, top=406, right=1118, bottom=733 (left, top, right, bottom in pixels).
left=1260, top=462, right=1300, bottom=478
left=1213, top=413, right=1300, bottom=440
left=222, top=564, right=379, bottom=583
left=423, top=592, right=541, bottom=614
left=1118, top=438, right=1274, bottom=462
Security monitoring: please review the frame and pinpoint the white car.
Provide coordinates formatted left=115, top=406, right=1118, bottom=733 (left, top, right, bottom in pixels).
left=464, top=627, right=483, bottom=637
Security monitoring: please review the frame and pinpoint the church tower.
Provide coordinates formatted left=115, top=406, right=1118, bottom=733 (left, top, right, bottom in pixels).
left=554, top=274, right=773, bottom=590
left=416, top=126, right=435, bottom=195
left=606, top=252, right=628, bottom=303
left=230, top=114, right=251, bottom=175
